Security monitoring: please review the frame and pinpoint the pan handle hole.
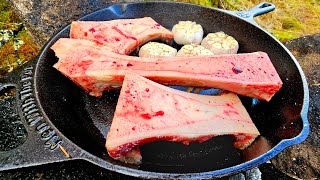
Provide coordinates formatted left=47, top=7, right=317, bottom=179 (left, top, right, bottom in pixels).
left=259, top=3, right=272, bottom=8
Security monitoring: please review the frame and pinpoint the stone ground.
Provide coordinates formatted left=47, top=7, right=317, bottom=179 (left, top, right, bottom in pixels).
left=271, top=35, right=320, bottom=179
left=1, top=0, right=320, bottom=179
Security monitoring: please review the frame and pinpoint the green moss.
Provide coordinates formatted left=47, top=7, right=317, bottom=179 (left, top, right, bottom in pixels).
left=0, top=38, right=16, bottom=75
left=0, top=0, right=8, bottom=11
left=0, top=27, right=39, bottom=76
left=16, top=29, right=40, bottom=63
left=0, top=11, right=10, bottom=22
left=0, top=0, right=20, bottom=22
left=0, top=0, right=39, bottom=77
left=281, top=17, right=304, bottom=31
left=271, top=30, right=297, bottom=42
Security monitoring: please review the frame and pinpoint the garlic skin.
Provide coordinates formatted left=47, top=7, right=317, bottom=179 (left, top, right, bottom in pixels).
left=176, top=44, right=213, bottom=57
left=139, top=42, right=177, bottom=58
left=172, top=21, right=204, bottom=45
left=201, top=32, right=239, bottom=55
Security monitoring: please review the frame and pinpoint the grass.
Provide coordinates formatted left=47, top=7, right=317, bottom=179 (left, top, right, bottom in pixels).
left=175, top=0, right=320, bottom=42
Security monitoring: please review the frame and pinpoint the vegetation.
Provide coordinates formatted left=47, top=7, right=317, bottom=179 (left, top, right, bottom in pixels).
left=0, top=0, right=39, bottom=76
left=175, top=0, right=320, bottom=42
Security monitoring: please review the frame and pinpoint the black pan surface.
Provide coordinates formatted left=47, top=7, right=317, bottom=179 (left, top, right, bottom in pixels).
left=32, top=1, right=308, bottom=177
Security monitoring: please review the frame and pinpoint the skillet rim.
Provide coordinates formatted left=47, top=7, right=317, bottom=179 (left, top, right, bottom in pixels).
left=33, top=1, right=310, bottom=178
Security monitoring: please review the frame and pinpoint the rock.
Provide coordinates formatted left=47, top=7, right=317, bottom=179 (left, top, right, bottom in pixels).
left=271, top=34, right=320, bottom=179
left=5, top=0, right=115, bottom=46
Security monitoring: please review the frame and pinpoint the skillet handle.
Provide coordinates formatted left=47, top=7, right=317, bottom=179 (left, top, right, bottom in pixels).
left=245, top=2, right=275, bottom=17
left=233, top=2, right=275, bottom=24
left=0, top=61, right=75, bottom=171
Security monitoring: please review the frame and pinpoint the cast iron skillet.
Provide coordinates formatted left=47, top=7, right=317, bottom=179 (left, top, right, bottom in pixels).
left=0, top=2, right=310, bottom=179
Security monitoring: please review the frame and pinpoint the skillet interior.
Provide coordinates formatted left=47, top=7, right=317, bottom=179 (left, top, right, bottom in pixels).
left=34, top=2, right=305, bottom=173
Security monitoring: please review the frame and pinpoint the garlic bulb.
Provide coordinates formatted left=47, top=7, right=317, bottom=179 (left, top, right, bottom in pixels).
left=172, top=21, right=204, bottom=45
left=177, top=44, right=213, bottom=57
left=139, top=42, right=177, bottom=58
left=201, top=32, right=239, bottom=55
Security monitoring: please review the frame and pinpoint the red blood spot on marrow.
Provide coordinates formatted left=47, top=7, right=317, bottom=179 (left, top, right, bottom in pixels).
left=141, top=113, right=152, bottom=120
left=226, top=103, right=233, bottom=108
left=89, top=28, right=96, bottom=33
left=155, top=111, right=164, bottom=116
left=140, top=111, right=164, bottom=120
left=93, top=40, right=103, bottom=45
